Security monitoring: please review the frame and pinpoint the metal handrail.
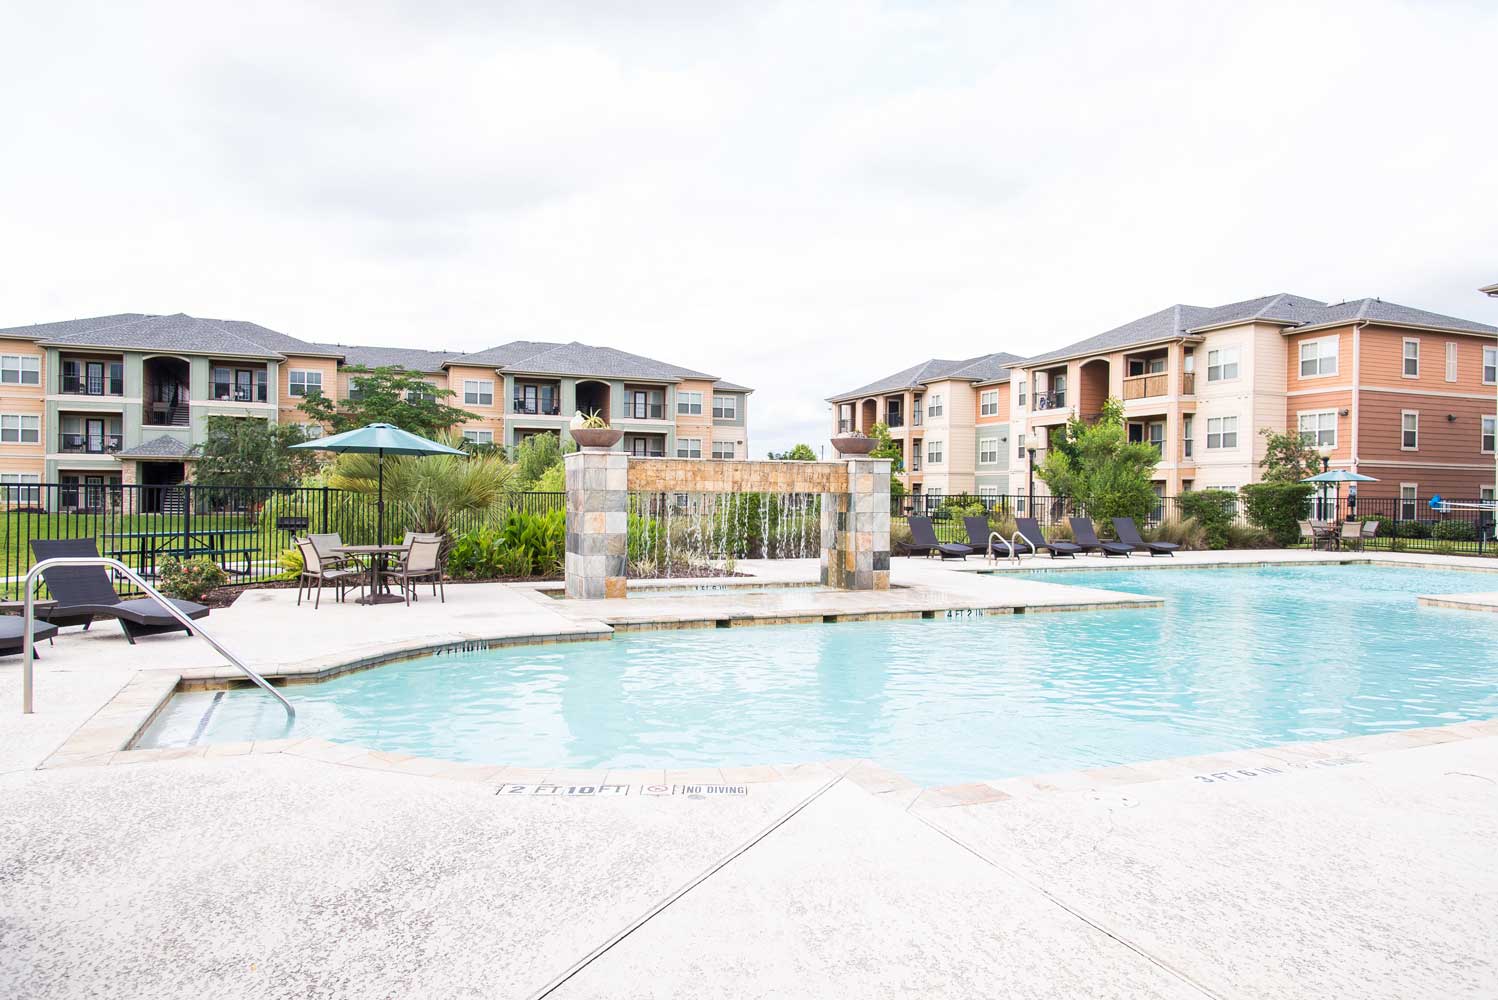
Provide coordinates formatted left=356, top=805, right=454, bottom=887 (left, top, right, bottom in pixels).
left=21, top=556, right=294, bottom=720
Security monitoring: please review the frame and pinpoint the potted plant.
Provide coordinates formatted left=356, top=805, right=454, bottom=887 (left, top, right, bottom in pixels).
left=830, top=429, right=878, bottom=456
left=569, top=410, right=624, bottom=450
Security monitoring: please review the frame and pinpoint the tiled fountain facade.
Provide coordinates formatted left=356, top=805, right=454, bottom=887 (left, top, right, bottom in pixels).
left=564, top=452, right=891, bottom=598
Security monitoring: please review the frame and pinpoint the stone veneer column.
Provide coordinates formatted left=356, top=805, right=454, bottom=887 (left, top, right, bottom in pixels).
left=564, top=450, right=629, bottom=599
left=820, top=457, right=891, bottom=591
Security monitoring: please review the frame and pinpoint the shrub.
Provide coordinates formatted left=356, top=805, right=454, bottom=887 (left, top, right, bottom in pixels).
left=447, top=510, right=565, bottom=578
left=1354, top=515, right=1393, bottom=538
left=158, top=556, right=227, bottom=602
left=1175, top=490, right=1238, bottom=549
left=890, top=520, right=914, bottom=556
left=1239, top=482, right=1314, bottom=546
left=1223, top=523, right=1277, bottom=549
left=1395, top=520, right=1431, bottom=539
left=1145, top=517, right=1207, bottom=551
left=1432, top=519, right=1476, bottom=542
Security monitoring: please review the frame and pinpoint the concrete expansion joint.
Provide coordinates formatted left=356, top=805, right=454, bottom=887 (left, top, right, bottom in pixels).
left=525, top=770, right=848, bottom=1000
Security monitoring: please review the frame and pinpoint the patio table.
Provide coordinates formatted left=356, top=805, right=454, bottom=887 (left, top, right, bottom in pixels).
left=334, top=544, right=410, bottom=605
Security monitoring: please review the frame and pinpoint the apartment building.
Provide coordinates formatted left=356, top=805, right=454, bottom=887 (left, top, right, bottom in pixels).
left=827, top=352, right=1020, bottom=501
left=0, top=312, right=750, bottom=508
left=1008, top=293, right=1498, bottom=508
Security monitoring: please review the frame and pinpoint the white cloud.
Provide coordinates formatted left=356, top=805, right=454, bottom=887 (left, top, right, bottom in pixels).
left=1, top=0, right=1495, bottom=455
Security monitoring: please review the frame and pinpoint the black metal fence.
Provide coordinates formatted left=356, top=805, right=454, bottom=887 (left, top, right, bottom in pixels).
left=0, top=483, right=564, bottom=599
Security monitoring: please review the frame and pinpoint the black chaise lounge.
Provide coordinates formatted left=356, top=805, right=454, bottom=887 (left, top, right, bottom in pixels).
left=29, top=539, right=211, bottom=643
left=1015, top=517, right=1083, bottom=559
left=963, top=516, right=1018, bottom=559
left=0, top=616, right=59, bottom=657
left=1111, top=517, right=1179, bottom=557
left=1068, top=517, right=1134, bottom=558
left=907, top=516, right=974, bottom=560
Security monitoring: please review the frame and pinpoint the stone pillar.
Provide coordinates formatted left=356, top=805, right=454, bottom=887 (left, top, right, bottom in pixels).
left=564, top=450, right=629, bottom=599
left=820, top=457, right=891, bottom=591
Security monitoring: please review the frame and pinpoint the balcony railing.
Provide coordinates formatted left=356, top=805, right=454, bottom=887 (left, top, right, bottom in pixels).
left=1182, top=372, right=1195, bottom=394
left=513, top=397, right=561, bottom=415
left=209, top=385, right=268, bottom=403
left=60, top=433, right=122, bottom=454
left=1033, top=392, right=1066, bottom=410
left=886, top=414, right=903, bottom=428
left=838, top=419, right=854, bottom=434
left=61, top=375, right=123, bottom=396
left=1123, top=373, right=1169, bottom=400
left=627, top=403, right=665, bottom=420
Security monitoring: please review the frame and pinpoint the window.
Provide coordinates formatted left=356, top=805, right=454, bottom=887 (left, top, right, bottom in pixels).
left=978, top=486, right=999, bottom=502
left=0, top=414, right=41, bottom=444
left=837, top=402, right=853, bottom=433
left=1147, top=421, right=1164, bottom=453
left=711, top=394, right=736, bottom=419
left=1402, top=338, right=1419, bottom=378
left=676, top=437, right=702, bottom=459
left=978, top=437, right=998, bottom=464
left=926, top=439, right=943, bottom=465
left=629, top=389, right=664, bottom=419
left=1482, top=415, right=1496, bottom=454
left=1297, top=410, right=1337, bottom=449
left=1400, top=484, right=1418, bottom=521
left=1016, top=432, right=1026, bottom=459
left=1298, top=338, right=1338, bottom=378
left=463, top=380, right=494, bottom=406
left=1050, top=374, right=1067, bottom=408
left=462, top=429, right=493, bottom=446
left=407, top=381, right=438, bottom=404
left=1182, top=414, right=1194, bottom=458
left=911, top=445, right=921, bottom=471
left=677, top=391, right=703, bottom=416
left=1206, top=347, right=1240, bottom=382
left=1, top=472, right=40, bottom=504
left=1483, top=486, right=1495, bottom=506
left=1206, top=416, right=1238, bottom=450
left=288, top=370, right=322, bottom=397
left=913, top=395, right=923, bottom=426
left=711, top=440, right=735, bottom=459
left=1017, top=381, right=1026, bottom=408
left=298, top=423, right=324, bottom=440
left=1401, top=411, right=1418, bottom=450
left=979, top=390, right=999, bottom=417
left=0, top=355, right=40, bottom=385
left=927, top=394, right=943, bottom=418
left=1446, top=342, right=1459, bottom=382
left=1485, top=346, right=1498, bottom=385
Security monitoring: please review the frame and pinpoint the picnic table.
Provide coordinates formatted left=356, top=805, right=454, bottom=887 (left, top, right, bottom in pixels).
left=103, top=527, right=262, bottom=578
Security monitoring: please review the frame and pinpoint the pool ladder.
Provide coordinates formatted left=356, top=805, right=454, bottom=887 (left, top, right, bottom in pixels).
left=20, top=555, right=295, bottom=720
left=988, top=531, right=1033, bottom=565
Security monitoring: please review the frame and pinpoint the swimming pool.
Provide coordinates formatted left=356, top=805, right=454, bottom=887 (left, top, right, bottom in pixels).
left=137, top=565, right=1498, bottom=785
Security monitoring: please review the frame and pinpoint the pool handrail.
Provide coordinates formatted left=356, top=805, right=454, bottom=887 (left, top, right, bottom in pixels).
left=20, top=555, right=294, bottom=720
left=988, top=531, right=1032, bottom=565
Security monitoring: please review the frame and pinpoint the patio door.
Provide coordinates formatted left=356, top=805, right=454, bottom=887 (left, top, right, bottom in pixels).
left=521, top=384, right=538, bottom=414
left=235, top=369, right=253, bottom=402
left=83, top=475, right=105, bottom=512
left=85, top=417, right=106, bottom=453
left=86, top=361, right=105, bottom=395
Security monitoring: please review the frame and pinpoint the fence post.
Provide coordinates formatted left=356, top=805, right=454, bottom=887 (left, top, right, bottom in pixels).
left=320, top=485, right=330, bottom=533
left=181, top=483, right=193, bottom=571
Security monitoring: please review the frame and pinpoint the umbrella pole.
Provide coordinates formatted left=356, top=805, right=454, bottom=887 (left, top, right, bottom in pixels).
left=377, top=449, right=385, bottom=544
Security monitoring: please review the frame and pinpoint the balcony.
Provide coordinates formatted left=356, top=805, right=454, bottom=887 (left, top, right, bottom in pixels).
left=512, top=396, right=561, bottom=416
left=1123, top=373, right=1168, bottom=400
left=1033, top=391, right=1067, bottom=411
left=626, top=401, right=666, bottom=420
left=60, top=433, right=122, bottom=454
left=61, top=373, right=124, bottom=396
left=209, top=384, right=268, bottom=403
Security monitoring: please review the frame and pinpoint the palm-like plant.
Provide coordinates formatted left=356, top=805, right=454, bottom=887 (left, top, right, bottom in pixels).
left=327, top=431, right=515, bottom=541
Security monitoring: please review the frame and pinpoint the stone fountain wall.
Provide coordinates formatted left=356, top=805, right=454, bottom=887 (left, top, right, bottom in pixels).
left=563, top=453, right=891, bottom=599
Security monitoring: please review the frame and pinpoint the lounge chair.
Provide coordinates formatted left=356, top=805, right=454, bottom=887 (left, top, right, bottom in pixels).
left=381, top=537, right=446, bottom=604
left=963, top=516, right=1018, bottom=559
left=907, top=516, right=973, bottom=560
left=0, top=616, right=59, bottom=657
left=295, top=537, right=365, bottom=609
left=1111, top=517, right=1179, bottom=557
left=1068, top=517, right=1133, bottom=558
left=1015, top=517, right=1083, bottom=559
left=29, top=539, right=210, bottom=644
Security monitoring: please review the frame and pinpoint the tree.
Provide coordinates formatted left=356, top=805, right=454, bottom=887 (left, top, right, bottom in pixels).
left=768, top=443, right=817, bottom=461
left=867, top=422, right=907, bottom=501
left=1036, top=397, right=1159, bottom=523
left=195, top=416, right=321, bottom=489
left=1259, top=428, right=1320, bottom=483
left=510, top=431, right=574, bottom=491
left=328, top=431, right=514, bottom=540
left=297, top=365, right=477, bottom=437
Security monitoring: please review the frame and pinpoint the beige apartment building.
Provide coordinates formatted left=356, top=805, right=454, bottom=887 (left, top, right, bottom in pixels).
left=1009, top=293, right=1498, bottom=507
left=0, top=313, right=750, bottom=508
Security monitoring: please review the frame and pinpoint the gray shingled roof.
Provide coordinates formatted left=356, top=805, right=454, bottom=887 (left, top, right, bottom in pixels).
left=115, top=435, right=196, bottom=459
left=317, top=343, right=460, bottom=373
left=1289, top=298, right=1498, bottom=336
left=489, top=341, right=718, bottom=381
left=0, top=312, right=334, bottom=360
left=451, top=340, right=565, bottom=367
left=713, top=379, right=754, bottom=393
left=828, top=352, right=1023, bottom=401
left=0, top=313, right=151, bottom=341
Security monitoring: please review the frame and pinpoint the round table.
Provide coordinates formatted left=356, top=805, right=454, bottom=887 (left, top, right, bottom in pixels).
left=335, top=544, right=410, bottom=605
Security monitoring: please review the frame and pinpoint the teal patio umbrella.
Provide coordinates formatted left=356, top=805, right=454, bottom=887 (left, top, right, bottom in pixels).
left=1301, top=468, right=1378, bottom=519
left=291, top=423, right=466, bottom=542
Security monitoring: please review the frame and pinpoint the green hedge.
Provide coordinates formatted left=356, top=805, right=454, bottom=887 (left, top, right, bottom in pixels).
left=1175, top=490, right=1239, bottom=549
left=1239, top=482, right=1314, bottom=546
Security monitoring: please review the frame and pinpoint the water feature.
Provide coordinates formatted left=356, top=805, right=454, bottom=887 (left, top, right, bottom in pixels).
left=626, top=491, right=822, bottom=578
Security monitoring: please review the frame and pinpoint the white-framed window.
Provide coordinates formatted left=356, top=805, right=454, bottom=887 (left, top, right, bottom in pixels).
left=1206, top=347, right=1240, bottom=382
left=711, top=394, right=736, bottom=419
left=1298, top=338, right=1338, bottom=378
left=1297, top=410, right=1337, bottom=449
left=979, top=390, right=999, bottom=417
left=288, top=369, right=322, bottom=397
left=1017, top=381, right=1026, bottom=408
left=837, top=402, right=853, bottom=433
left=677, top=391, right=703, bottom=416
left=1446, top=342, right=1459, bottom=382
left=927, top=394, right=943, bottom=418
left=978, top=437, right=998, bottom=464
left=1016, top=432, right=1026, bottom=459
left=0, top=355, right=41, bottom=386
left=1, top=472, right=40, bottom=504
left=1485, top=346, right=1498, bottom=385
left=711, top=440, right=735, bottom=460
left=1401, top=411, right=1418, bottom=450
left=926, top=439, right=943, bottom=465
left=463, top=380, right=494, bottom=406
left=0, top=413, right=41, bottom=444
left=1482, top=415, right=1496, bottom=454
left=978, top=486, right=999, bottom=502
left=298, top=423, right=324, bottom=440
left=407, top=381, right=437, bottom=404
left=1050, top=373, right=1067, bottom=408
left=1482, top=486, right=1495, bottom=506
left=676, top=437, right=702, bottom=459
left=1399, top=484, right=1418, bottom=521
left=1182, top=413, right=1194, bottom=458
left=1402, top=338, right=1420, bottom=378
left=462, top=429, right=493, bottom=445
left=1205, top=416, right=1238, bottom=450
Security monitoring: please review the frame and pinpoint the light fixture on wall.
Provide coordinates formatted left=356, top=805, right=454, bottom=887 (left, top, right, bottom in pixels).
left=1338, top=408, right=1350, bottom=416
left=1448, top=413, right=1457, bottom=422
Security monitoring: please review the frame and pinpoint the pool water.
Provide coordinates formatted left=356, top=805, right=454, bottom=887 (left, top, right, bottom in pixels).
left=138, top=566, right=1498, bottom=785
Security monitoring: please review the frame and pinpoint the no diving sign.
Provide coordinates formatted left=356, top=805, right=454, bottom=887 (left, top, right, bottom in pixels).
left=495, top=782, right=749, bottom=798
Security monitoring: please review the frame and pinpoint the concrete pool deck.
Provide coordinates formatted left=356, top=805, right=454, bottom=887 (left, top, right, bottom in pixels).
left=3, top=548, right=1498, bottom=997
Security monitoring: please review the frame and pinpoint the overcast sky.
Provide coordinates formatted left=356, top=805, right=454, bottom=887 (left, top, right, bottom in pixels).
left=3, top=1, right=1496, bottom=455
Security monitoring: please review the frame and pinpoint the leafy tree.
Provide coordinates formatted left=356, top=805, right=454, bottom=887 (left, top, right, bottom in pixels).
left=510, top=431, right=574, bottom=491
left=1036, top=397, right=1159, bottom=523
left=328, top=431, right=514, bottom=542
left=1259, top=428, right=1320, bottom=483
left=297, top=365, right=477, bottom=437
left=867, top=422, right=907, bottom=501
left=768, top=443, right=818, bottom=461
left=195, top=416, right=321, bottom=489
